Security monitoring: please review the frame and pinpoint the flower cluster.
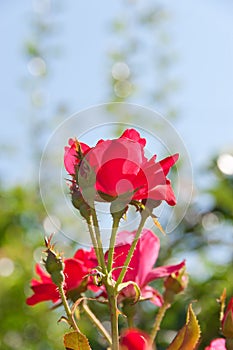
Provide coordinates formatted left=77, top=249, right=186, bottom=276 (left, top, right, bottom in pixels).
left=27, top=229, right=185, bottom=308
left=26, top=128, right=230, bottom=350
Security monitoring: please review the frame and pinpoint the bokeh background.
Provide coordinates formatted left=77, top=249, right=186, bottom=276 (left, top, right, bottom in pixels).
left=0, top=1, right=233, bottom=349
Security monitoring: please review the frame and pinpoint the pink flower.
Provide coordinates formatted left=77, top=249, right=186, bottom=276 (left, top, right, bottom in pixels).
left=107, top=229, right=185, bottom=306
left=119, top=329, right=152, bottom=350
left=64, top=128, right=178, bottom=206
left=205, top=338, right=226, bottom=350
left=26, top=248, right=97, bottom=306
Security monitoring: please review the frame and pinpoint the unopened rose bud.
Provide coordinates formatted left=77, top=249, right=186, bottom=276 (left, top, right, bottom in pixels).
left=222, top=297, right=233, bottom=339
left=119, top=329, right=152, bottom=350
left=71, top=187, right=91, bottom=221
left=44, top=249, right=65, bottom=286
left=71, top=187, right=85, bottom=208
left=164, top=266, right=188, bottom=295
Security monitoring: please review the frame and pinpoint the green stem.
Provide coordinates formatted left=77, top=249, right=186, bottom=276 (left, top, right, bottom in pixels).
left=107, top=216, right=121, bottom=272
left=58, top=284, right=79, bottom=332
left=149, top=301, right=170, bottom=344
left=115, top=215, right=147, bottom=289
left=107, top=285, right=119, bottom=350
left=90, top=206, right=107, bottom=274
left=88, top=205, right=120, bottom=348
left=127, top=314, right=134, bottom=328
left=86, top=218, right=101, bottom=265
left=82, top=302, right=112, bottom=346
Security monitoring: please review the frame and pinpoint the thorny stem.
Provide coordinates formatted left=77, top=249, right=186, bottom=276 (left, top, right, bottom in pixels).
left=149, top=300, right=170, bottom=344
left=82, top=302, right=112, bottom=346
left=86, top=208, right=148, bottom=349
left=89, top=206, right=119, bottom=348
left=115, top=215, right=147, bottom=289
left=58, top=284, right=79, bottom=332
left=91, top=206, right=119, bottom=350
left=90, top=206, right=107, bottom=275
left=107, top=216, right=121, bottom=272
left=86, top=218, right=101, bottom=265
left=106, top=285, right=119, bottom=350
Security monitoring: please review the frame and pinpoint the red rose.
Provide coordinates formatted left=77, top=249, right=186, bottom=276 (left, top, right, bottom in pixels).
left=26, top=248, right=97, bottom=306
left=119, top=328, right=152, bottom=350
left=106, top=229, right=185, bottom=306
left=64, top=129, right=178, bottom=207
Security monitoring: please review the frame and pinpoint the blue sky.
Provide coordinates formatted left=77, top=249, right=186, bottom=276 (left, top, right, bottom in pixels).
left=0, top=0, right=233, bottom=187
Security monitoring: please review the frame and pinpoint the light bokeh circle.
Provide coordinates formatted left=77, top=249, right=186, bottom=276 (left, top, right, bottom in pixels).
left=39, top=103, right=193, bottom=248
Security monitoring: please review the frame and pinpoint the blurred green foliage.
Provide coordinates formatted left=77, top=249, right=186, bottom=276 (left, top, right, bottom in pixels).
left=0, top=187, right=70, bottom=349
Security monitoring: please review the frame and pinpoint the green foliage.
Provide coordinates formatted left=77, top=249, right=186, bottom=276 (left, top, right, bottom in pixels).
left=0, top=186, right=67, bottom=350
left=64, top=331, right=91, bottom=350
left=167, top=304, right=200, bottom=350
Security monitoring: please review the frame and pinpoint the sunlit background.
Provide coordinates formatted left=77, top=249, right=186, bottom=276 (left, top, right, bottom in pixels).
left=0, top=1, right=233, bottom=349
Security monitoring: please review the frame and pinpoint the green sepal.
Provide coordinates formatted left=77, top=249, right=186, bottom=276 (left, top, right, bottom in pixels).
left=116, top=281, right=141, bottom=304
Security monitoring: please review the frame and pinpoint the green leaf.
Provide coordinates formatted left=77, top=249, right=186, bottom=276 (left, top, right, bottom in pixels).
left=64, top=331, right=91, bottom=350
left=167, top=304, right=201, bottom=350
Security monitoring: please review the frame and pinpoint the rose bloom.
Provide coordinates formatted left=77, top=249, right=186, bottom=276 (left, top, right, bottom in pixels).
left=120, top=329, right=152, bottom=350
left=106, top=229, right=185, bottom=306
left=26, top=248, right=97, bottom=306
left=64, top=128, right=179, bottom=207
left=205, top=338, right=226, bottom=350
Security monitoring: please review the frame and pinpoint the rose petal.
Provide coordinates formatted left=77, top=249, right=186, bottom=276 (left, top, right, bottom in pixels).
left=144, top=260, right=186, bottom=286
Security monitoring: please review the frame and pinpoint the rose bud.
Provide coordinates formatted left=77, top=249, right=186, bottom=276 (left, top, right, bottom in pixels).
left=222, top=297, right=233, bottom=338
left=71, top=186, right=91, bottom=221
left=164, top=265, right=188, bottom=302
left=44, top=248, right=65, bottom=286
left=119, top=328, right=152, bottom=350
